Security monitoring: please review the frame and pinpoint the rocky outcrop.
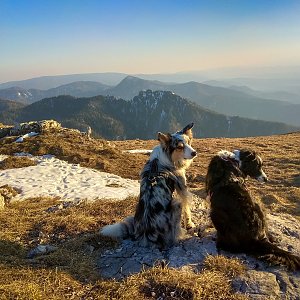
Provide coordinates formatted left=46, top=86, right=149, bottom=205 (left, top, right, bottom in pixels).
left=0, top=120, right=61, bottom=138
left=98, top=195, right=300, bottom=299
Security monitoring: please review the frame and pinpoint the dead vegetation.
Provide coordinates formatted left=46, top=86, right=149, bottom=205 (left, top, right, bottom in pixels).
left=0, top=129, right=144, bottom=179
left=0, top=156, right=37, bottom=170
left=112, top=132, right=300, bottom=218
left=0, top=196, right=248, bottom=299
left=86, top=265, right=248, bottom=300
left=203, top=255, right=246, bottom=278
left=0, top=127, right=299, bottom=299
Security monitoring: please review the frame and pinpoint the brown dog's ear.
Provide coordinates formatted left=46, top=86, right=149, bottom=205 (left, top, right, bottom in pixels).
left=179, top=123, right=194, bottom=139
left=157, top=132, right=171, bottom=148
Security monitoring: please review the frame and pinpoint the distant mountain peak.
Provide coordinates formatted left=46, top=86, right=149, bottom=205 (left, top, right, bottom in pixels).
left=137, top=89, right=172, bottom=99
left=118, top=75, right=147, bottom=85
left=124, top=75, right=140, bottom=80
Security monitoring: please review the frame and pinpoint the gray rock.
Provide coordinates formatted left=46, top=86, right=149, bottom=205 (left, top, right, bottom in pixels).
left=233, top=270, right=281, bottom=299
left=45, top=199, right=84, bottom=213
left=273, top=270, right=300, bottom=300
left=27, top=244, right=58, bottom=259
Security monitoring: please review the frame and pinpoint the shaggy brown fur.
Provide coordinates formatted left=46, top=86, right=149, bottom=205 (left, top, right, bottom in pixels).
left=206, top=149, right=300, bottom=271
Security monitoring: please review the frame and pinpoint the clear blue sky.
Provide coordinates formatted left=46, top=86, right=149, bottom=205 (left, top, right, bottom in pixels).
left=1, top=0, right=300, bottom=82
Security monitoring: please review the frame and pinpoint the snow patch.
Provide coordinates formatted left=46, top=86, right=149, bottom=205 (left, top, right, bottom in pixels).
left=0, top=154, right=140, bottom=202
left=124, top=149, right=152, bottom=154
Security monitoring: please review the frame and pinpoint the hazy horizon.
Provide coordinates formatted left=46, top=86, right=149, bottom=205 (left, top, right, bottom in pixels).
left=1, top=0, right=300, bottom=83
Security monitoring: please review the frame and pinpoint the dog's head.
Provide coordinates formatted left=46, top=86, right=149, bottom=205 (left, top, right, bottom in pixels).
left=238, top=149, right=268, bottom=182
left=157, top=123, right=197, bottom=168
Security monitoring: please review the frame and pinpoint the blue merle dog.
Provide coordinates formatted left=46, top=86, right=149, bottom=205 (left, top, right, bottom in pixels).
left=101, top=123, right=197, bottom=249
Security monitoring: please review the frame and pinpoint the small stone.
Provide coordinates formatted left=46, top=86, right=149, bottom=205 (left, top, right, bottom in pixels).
left=27, top=244, right=58, bottom=259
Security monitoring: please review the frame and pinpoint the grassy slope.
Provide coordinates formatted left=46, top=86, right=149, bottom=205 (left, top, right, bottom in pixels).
left=113, top=132, right=300, bottom=217
left=0, top=129, right=299, bottom=299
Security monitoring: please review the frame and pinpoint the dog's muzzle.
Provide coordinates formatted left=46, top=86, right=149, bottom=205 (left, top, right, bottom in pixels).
left=191, top=151, right=197, bottom=157
left=184, top=144, right=197, bottom=159
left=256, top=170, right=268, bottom=183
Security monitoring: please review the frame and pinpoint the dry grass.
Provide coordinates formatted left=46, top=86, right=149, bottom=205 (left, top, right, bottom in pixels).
left=0, top=129, right=145, bottom=179
left=0, top=196, right=249, bottom=299
left=77, top=265, right=249, bottom=300
left=0, top=264, right=249, bottom=300
left=0, top=196, right=134, bottom=299
left=112, top=132, right=300, bottom=217
left=0, top=196, right=136, bottom=245
left=0, top=128, right=299, bottom=299
left=203, top=255, right=246, bottom=278
left=0, top=156, right=37, bottom=170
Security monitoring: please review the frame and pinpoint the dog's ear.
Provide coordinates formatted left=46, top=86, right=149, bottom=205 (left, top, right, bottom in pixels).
left=180, top=123, right=194, bottom=139
left=240, top=149, right=256, bottom=161
left=157, top=132, right=171, bottom=147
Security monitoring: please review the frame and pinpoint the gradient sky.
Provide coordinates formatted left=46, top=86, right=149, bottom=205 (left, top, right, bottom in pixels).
left=1, top=0, right=300, bottom=82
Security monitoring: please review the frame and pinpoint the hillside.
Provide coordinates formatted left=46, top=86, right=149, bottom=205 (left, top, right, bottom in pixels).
left=0, top=99, right=25, bottom=125
left=204, top=81, right=300, bottom=104
left=108, top=76, right=300, bottom=126
left=2, top=75, right=300, bottom=126
left=2, top=127, right=297, bottom=213
left=0, top=126, right=299, bottom=299
left=0, top=73, right=127, bottom=89
left=0, top=98, right=25, bottom=112
left=31, top=81, right=110, bottom=100
left=0, top=91, right=298, bottom=139
left=0, top=81, right=110, bottom=104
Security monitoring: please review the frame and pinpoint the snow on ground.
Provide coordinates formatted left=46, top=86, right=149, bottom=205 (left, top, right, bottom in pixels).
left=123, top=149, right=152, bottom=154
left=0, top=154, right=140, bottom=202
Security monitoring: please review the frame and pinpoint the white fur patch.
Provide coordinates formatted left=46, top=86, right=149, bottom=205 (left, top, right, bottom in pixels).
left=218, top=150, right=241, bottom=167
left=150, top=145, right=173, bottom=167
left=218, top=150, right=236, bottom=160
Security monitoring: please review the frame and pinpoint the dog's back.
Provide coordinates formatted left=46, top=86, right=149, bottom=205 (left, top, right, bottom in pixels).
left=206, top=151, right=300, bottom=271
left=101, top=158, right=184, bottom=249
left=134, top=158, right=182, bottom=248
left=206, top=155, right=266, bottom=250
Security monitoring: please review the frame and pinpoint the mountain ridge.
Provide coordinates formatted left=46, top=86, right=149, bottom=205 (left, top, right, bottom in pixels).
left=0, top=90, right=297, bottom=140
left=1, top=75, right=300, bottom=126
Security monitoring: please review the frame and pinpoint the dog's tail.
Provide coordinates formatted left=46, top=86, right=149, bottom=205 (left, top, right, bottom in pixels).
left=252, top=239, right=300, bottom=271
left=100, top=216, right=135, bottom=239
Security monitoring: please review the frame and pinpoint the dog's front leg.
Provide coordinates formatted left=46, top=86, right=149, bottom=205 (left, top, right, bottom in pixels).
left=177, top=188, right=195, bottom=230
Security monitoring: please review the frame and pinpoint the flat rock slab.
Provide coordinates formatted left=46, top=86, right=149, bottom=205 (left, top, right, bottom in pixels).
left=98, top=235, right=217, bottom=279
